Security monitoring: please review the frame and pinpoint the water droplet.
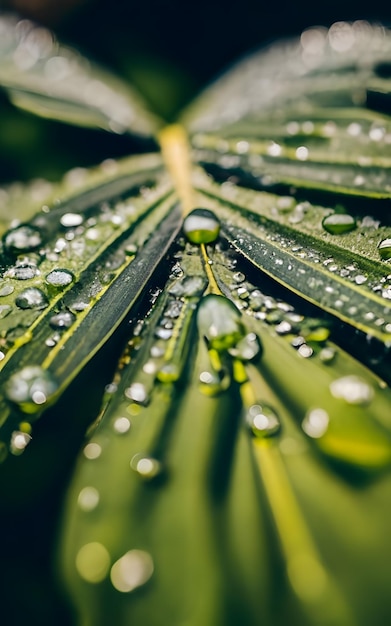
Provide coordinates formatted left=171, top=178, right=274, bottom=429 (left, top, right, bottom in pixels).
left=49, top=310, right=75, bottom=329
left=0, top=304, right=12, bottom=319
left=199, top=368, right=230, bottom=396
left=5, top=366, right=58, bottom=412
left=7, top=264, right=39, bottom=280
left=60, top=212, right=83, bottom=227
left=125, top=382, right=148, bottom=404
left=319, top=347, right=336, bottom=363
left=10, top=430, right=32, bottom=455
left=155, top=327, right=173, bottom=340
left=113, top=417, right=131, bottom=434
left=302, top=408, right=329, bottom=438
left=298, top=344, right=313, bottom=358
left=157, top=362, right=180, bottom=383
left=197, top=294, right=244, bottom=351
left=131, top=454, right=162, bottom=480
left=3, top=224, right=43, bottom=253
left=15, top=287, right=48, bottom=310
left=246, top=404, right=281, bottom=438
left=110, top=549, right=154, bottom=593
left=378, top=238, right=391, bottom=260
left=76, top=542, right=110, bottom=583
left=78, top=486, right=100, bottom=512
left=0, top=284, right=14, bottom=297
left=322, top=213, right=356, bottom=234
left=83, top=442, right=102, bottom=460
left=45, top=268, right=74, bottom=288
left=330, top=375, right=373, bottom=405
left=233, top=271, right=245, bottom=283
left=183, top=208, right=220, bottom=244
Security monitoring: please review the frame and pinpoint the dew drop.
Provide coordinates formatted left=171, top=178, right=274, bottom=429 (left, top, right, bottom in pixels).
left=7, top=264, right=39, bottom=280
left=0, top=284, right=14, bottom=297
left=246, top=403, right=281, bottom=438
left=45, top=268, right=74, bottom=288
left=322, top=213, right=356, bottom=234
left=60, top=212, right=83, bottom=227
left=183, top=208, right=220, bottom=244
left=197, top=294, right=244, bottom=351
left=378, top=238, right=391, bottom=260
left=330, top=375, right=373, bottom=405
left=5, top=366, right=58, bottom=412
left=0, top=304, right=12, bottom=319
left=110, top=549, right=154, bottom=593
left=83, top=442, right=102, bottom=460
left=15, top=287, right=48, bottom=310
left=3, top=224, right=43, bottom=253
left=113, top=417, right=131, bottom=434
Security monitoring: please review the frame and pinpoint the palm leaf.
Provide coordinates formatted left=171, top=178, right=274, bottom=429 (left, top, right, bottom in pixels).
left=1, top=14, right=391, bottom=626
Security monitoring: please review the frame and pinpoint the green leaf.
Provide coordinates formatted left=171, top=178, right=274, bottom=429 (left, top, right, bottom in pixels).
left=0, top=14, right=162, bottom=136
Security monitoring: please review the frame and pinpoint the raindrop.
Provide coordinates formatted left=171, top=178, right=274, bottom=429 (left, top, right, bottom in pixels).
left=83, top=442, right=102, bottom=460
left=110, top=549, right=154, bottom=593
left=322, top=213, right=356, bottom=234
left=5, top=365, right=58, bottom=411
left=15, top=287, right=48, bottom=310
left=246, top=404, right=281, bottom=438
left=319, top=347, right=336, bottom=363
left=49, top=310, right=76, bottom=329
left=3, top=224, right=43, bottom=253
left=197, top=294, right=244, bottom=351
left=183, top=208, right=220, bottom=244
left=45, top=268, right=74, bottom=288
left=302, top=408, right=329, bottom=438
left=0, top=283, right=14, bottom=297
left=7, top=264, right=39, bottom=280
left=330, top=375, right=373, bottom=405
left=298, top=344, right=313, bottom=358
left=378, top=238, right=391, bottom=260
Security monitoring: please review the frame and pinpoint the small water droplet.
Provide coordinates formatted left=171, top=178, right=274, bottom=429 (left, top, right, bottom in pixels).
left=131, top=454, right=162, bottom=480
left=302, top=408, right=329, bottom=438
left=113, top=417, right=131, bottom=434
left=3, top=224, right=43, bottom=253
left=78, top=486, right=100, bottom=512
left=229, top=332, right=262, bottom=361
left=83, top=442, right=102, bottom=460
left=0, top=304, right=12, bottom=319
left=45, top=268, right=74, bottom=288
left=49, top=310, right=75, bottom=329
left=330, top=375, right=373, bottom=405
left=60, top=212, right=83, bottom=227
left=246, top=404, right=281, bottom=438
left=183, top=208, right=220, bottom=244
left=125, top=382, right=148, bottom=404
left=10, top=430, right=32, bottom=455
left=0, top=284, right=14, bottom=297
left=322, top=213, right=356, bottom=234
left=298, top=344, right=313, bottom=358
left=5, top=366, right=58, bottom=412
left=15, top=287, right=48, bottom=310
left=233, top=271, right=245, bottom=283
left=378, top=238, right=391, bottom=260
left=319, top=347, right=336, bottom=363
left=110, top=549, right=154, bottom=593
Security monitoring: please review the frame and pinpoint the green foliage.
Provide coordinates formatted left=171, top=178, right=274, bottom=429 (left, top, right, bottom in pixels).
left=1, top=13, right=391, bottom=626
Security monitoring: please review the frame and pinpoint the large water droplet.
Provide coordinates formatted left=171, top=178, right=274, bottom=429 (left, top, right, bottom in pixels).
left=183, top=208, right=220, bottom=244
left=5, top=365, right=58, bottom=413
left=197, top=294, right=244, bottom=351
left=3, top=224, right=43, bottom=253
left=110, top=549, right=154, bottom=593
left=378, top=238, right=391, bottom=260
left=246, top=403, right=281, bottom=438
left=45, top=268, right=74, bottom=288
left=7, top=264, right=39, bottom=280
left=15, top=287, right=48, bottom=310
left=322, top=213, right=356, bottom=234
